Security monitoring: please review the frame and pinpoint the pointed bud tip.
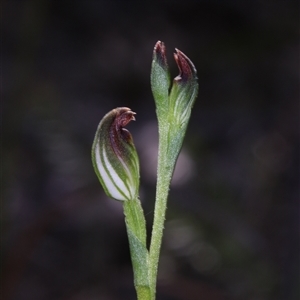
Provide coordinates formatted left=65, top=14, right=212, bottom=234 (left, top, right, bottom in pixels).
left=111, top=108, right=137, bottom=147
left=153, top=40, right=168, bottom=68
left=114, top=107, right=136, bottom=127
left=174, top=49, right=197, bottom=83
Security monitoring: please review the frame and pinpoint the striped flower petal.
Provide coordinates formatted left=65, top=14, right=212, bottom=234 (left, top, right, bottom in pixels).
left=92, top=107, right=140, bottom=201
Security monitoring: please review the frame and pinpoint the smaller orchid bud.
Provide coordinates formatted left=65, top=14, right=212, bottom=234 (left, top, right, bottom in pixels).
left=92, top=107, right=140, bottom=201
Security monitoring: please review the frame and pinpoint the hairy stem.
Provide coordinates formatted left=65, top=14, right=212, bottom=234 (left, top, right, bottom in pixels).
left=148, top=124, right=176, bottom=299
left=123, top=199, right=151, bottom=300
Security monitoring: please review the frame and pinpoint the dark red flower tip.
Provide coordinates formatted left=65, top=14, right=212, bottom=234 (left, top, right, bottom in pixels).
left=109, top=107, right=136, bottom=158
left=115, top=107, right=136, bottom=128
left=174, top=49, right=197, bottom=83
left=153, top=40, right=168, bottom=69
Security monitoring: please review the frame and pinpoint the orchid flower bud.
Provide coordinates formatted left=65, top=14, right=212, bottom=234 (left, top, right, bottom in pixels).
left=151, top=41, right=198, bottom=166
left=151, top=41, right=198, bottom=127
left=92, top=107, right=140, bottom=201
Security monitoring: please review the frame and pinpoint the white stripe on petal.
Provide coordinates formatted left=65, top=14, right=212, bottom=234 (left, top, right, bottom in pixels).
left=94, top=141, right=129, bottom=201
left=102, top=147, right=130, bottom=199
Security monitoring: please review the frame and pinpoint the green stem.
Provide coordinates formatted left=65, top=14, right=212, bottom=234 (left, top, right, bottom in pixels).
left=148, top=124, right=176, bottom=299
left=123, top=199, right=151, bottom=300
left=123, top=198, right=147, bottom=244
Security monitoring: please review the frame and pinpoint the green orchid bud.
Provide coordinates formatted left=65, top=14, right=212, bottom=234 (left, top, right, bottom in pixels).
left=151, top=41, right=198, bottom=127
left=150, top=41, right=198, bottom=168
left=92, top=107, right=140, bottom=201
left=148, top=41, right=198, bottom=299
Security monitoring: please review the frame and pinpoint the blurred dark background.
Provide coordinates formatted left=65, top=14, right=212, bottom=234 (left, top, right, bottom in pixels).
left=2, top=1, right=299, bottom=300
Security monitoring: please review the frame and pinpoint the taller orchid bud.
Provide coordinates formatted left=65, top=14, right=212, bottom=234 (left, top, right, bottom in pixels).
left=150, top=41, right=198, bottom=165
left=92, top=107, right=140, bottom=201
left=151, top=41, right=198, bottom=127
